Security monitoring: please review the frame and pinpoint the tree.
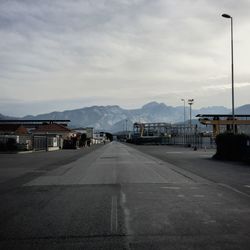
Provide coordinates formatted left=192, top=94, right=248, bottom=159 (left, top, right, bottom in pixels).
left=79, top=133, right=87, bottom=147
left=105, top=132, right=113, bottom=141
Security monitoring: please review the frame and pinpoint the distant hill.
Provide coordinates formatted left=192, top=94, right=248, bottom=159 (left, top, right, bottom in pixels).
left=0, top=113, right=17, bottom=120
left=3, top=102, right=250, bottom=132
left=1, top=102, right=234, bottom=132
left=195, top=106, right=231, bottom=115
left=235, top=104, right=250, bottom=114
left=0, top=114, right=6, bottom=119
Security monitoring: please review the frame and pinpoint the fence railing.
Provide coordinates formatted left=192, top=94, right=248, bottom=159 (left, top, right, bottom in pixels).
left=128, top=134, right=216, bottom=149
left=169, top=134, right=215, bottom=149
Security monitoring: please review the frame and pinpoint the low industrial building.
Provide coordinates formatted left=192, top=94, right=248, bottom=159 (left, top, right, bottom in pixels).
left=32, top=123, right=75, bottom=151
left=73, top=127, right=94, bottom=146
left=0, top=120, right=72, bottom=151
left=93, top=131, right=106, bottom=144
left=0, top=124, right=32, bottom=150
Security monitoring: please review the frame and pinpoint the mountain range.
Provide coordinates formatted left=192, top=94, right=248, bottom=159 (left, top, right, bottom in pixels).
left=1, top=102, right=250, bottom=132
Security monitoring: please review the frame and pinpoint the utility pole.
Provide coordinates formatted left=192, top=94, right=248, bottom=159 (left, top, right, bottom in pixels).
left=181, top=99, right=186, bottom=143
left=222, top=13, right=235, bottom=134
left=188, top=99, right=194, bottom=132
left=125, top=119, right=128, bottom=138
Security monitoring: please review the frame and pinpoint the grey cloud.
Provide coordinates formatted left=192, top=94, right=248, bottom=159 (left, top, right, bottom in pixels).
left=0, top=0, right=250, bottom=115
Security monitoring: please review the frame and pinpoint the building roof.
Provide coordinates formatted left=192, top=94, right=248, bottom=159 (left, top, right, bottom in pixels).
left=0, top=120, right=70, bottom=124
left=33, top=123, right=72, bottom=133
left=196, top=114, right=250, bottom=118
left=0, top=124, right=28, bottom=134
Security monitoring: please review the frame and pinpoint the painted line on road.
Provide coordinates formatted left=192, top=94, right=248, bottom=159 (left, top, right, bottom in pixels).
left=120, top=191, right=134, bottom=237
left=160, top=186, right=181, bottom=190
left=112, top=165, right=116, bottom=183
left=177, top=194, right=185, bottom=198
left=218, top=183, right=250, bottom=199
left=166, top=152, right=182, bottom=154
left=203, top=220, right=216, bottom=224
left=111, top=195, right=118, bottom=234
left=31, top=170, right=48, bottom=173
left=169, top=167, right=196, bottom=182
left=244, top=185, right=250, bottom=188
left=193, top=194, right=205, bottom=198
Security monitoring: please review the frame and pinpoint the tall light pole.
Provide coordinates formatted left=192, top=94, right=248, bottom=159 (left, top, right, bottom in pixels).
left=181, top=99, right=186, bottom=126
left=181, top=99, right=186, bottom=143
left=125, top=119, right=128, bottom=137
left=222, top=13, right=235, bottom=134
left=188, top=99, right=194, bottom=132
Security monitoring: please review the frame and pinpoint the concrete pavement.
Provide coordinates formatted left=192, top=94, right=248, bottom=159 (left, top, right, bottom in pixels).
left=0, top=142, right=250, bottom=249
left=131, top=143, right=250, bottom=196
left=26, top=141, right=205, bottom=186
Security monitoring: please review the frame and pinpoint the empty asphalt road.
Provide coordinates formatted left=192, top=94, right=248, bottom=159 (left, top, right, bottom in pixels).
left=1, top=142, right=250, bottom=249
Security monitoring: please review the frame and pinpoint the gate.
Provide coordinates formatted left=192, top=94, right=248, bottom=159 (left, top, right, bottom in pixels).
left=33, top=135, right=47, bottom=151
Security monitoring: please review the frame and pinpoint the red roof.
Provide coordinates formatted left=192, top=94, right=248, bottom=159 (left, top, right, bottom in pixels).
left=0, top=124, right=28, bottom=134
left=33, top=123, right=72, bottom=133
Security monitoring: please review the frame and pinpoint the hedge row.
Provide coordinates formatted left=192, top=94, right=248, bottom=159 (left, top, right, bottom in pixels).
left=0, top=138, right=18, bottom=151
left=213, top=133, right=250, bottom=162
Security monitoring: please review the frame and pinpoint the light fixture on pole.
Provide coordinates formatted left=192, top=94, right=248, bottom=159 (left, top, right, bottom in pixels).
left=181, top=99, right=186, bottom=126
left=125, top=119, right=128, bottom=138
left=188, top=99, right=194, bottom=131
left=222, top=13, right=235, bottom=134
left=181, top=99, right=186, bottom=144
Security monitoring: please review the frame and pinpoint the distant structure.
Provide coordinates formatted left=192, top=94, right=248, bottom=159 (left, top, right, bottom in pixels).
left=0, top=119, right=70, bottom=128
left=0, top=119, right=73, bottom=151
left=133, top=122, right=172, bottom=138
left=197, top=114, right=250, bottom=137
left=73, top=127, right=94, bottom=146
left=130, top=122, right=193, bottom=145
left=32, top=123, right=74, bottom=150
left=0, top=124, right=30, bottom=149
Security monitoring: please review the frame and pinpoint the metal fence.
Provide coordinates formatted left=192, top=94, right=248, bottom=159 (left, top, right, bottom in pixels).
left=169, top=134, right=215, bottom=149
left=33, top=135, right=47, bottom=151
left=128, top=134, right=215, bottom=149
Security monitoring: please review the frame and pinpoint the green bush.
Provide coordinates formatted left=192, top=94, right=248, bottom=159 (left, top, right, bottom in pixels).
left=79, top=134, right=87, bottom=147
left=214, top=133, right=250, bottom=161
left=0, top=138, right=18, bottom=151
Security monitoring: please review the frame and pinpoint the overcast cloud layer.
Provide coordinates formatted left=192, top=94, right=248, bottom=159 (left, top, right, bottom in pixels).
left=1, top=0, right=250, bottom=116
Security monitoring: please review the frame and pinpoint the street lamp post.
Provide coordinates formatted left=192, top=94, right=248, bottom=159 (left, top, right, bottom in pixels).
left=181, top=99, right=186, bottom=143
left=181, top=99, right=186, bottom=126
left=125, top=119, right=128, bottom=138
left=188, top=99, right=194, bottom=132
left=222, top=13, right=235, bottom=134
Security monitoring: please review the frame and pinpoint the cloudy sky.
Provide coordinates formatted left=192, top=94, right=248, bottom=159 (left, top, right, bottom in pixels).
left=1, top=0, right=250, bottom=116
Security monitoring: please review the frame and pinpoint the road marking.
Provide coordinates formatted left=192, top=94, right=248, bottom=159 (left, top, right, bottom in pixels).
left=169, top=167, right=195, bottom=182
left=112, top=165, right=116, bottom=183
left=166, top=152, right=182, bottom=154
left=161, top=186, right=180, bottom=190
left=203, top=220, right=216, bottom=224
left=177, top=194, right=185, bottom=197
left=137, top=191, right=154, bottom=194
left=218, top=183, right=250, bottom=199
left=31, top=170, right=48, bottom=173
left=244, top=185, right=250, bottom=188
left=110, top=196, right=118, bottom=234
left=120, top=191, right=133, bottom=236
left=193, top=194, right=205, bottom=198
left=212, top=201, right=222, bottom=205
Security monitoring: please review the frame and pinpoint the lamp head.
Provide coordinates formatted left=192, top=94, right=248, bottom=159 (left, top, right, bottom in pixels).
left=222, top=13, right=231, bottom=18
